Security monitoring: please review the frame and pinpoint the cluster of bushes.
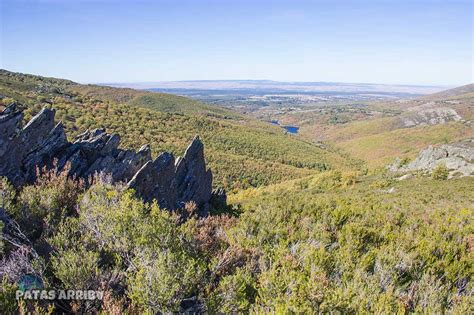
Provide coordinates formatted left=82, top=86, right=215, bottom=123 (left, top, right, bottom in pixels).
left=1, top=169, right=472, bottom=313
left=0, top=171, right=239, bottom=313
left=228, top=172, right=473, bottom=313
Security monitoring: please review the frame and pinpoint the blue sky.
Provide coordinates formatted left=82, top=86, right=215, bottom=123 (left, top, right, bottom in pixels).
left=1, top=0, right=472, bottom=85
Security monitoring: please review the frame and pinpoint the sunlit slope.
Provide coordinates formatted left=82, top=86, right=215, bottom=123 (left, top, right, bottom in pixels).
left=330, top=121, right=471, bottom=168
left=226, top=170, right=473, bottom=312
left=70, top=84, right=243, bottom=119
left=422, top=83, right=474, bottom=101
left=0, top=69, right=358, bottom=190
left=318, top=84, right=474, bottom=168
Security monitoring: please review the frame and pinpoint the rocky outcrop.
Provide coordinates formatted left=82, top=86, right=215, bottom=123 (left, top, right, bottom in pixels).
left=175, top=138, right=213, bottom=212
left=0, top=104, right=220, bottom=215
left=127, top=138, right=214, bottom=216
left=389, top=139, right=474, bottom=178
left=127, top=152, right=177, bottom=210
left=401, top=106, right=462, bottom=128
left=399, top=101, right=464, bottom=128
left=0, top=104, right=61, bottom=185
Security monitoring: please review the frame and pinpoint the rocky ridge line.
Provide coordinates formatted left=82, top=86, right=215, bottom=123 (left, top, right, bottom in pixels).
left=0, top=104, right=224, bottom=215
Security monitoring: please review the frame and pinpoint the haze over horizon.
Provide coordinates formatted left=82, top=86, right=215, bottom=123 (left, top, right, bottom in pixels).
left=1, top=0, right=472, bottom=86
left=102, top=78, right=449, bottom=88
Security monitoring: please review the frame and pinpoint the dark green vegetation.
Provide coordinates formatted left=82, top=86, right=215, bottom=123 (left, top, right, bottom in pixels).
left=0, top=69, right=355, bottom=191
left=1, top=70, right=473, bottom=313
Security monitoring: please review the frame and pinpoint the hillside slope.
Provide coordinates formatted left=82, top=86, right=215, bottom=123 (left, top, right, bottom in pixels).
left=0, top=69, right=357, bottom=191
left=226, top=170, right=473, bottom=312
left=314, top=84, right=474, bottom=168
left=423, top=83, right=474, bottom=101
left=71, top=84, right=243, bottom=119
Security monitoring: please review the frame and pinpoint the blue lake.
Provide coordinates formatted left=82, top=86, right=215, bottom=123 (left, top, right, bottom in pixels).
left=270, top=120, right=299, bottom=134
left=283, top=126, right=299, bottom=134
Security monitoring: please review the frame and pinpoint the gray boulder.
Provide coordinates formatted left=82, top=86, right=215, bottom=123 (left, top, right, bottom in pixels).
left=23, top=122, right=68, bottom=183
left=0, top=106, right=57, bottom=185
left=0, top=104, right=24, bottom=185
left=390, top=139, right=474, bottom=178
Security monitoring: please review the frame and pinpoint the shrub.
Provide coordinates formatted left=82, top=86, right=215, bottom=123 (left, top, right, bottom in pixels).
left=210, top=267, right=256, bottom=313
left=432, top=163, right=449, bottom=180
left=0, top=277, right=18, bottom=313
left=0, top=177, right=16, bottom=211
left=14, top=166, right=83, bottom=240
left=51, top=249, right=100, bottom=290
left=67, top=181, right=207, bottom=312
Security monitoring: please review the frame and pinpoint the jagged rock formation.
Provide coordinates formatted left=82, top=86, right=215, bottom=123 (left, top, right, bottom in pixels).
left=0, top=104, right=221, bottom=215
left=128, top=138, right=213, bottom=215
left=389, top=139, right=474, bottom=178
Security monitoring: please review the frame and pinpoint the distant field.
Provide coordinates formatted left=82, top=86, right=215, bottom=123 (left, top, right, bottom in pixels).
left=336, top=122, right=472, bottom=168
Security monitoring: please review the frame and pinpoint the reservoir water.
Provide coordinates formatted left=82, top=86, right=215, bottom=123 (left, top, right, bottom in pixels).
left=270, top=120, right=299, bottom=134
left=283, top=126, right=299, bottom=134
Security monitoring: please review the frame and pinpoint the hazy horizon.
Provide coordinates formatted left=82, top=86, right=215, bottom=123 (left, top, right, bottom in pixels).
left=101, top=78, right=450, bottom=96
left=99, top=78, right=449, bottom=87
left=0, top=67, right=457, bottom=88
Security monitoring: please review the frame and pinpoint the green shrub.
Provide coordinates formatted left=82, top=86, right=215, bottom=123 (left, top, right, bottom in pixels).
left=432, top=163, right=449, bottom=180
left=0, top=277, right=18, bottom=313
left=0, top=177, right=16, bottom=211
left=51, top=249, right=100, bottom=290
left=13, top=167, right=83, bottom=240
left=66, top=181, right=207, bottom=312
left=210, top=267, right=256, bottom=313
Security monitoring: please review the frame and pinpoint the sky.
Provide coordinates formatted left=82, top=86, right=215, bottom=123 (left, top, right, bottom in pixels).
left=1, top=0, right=472, bottom=85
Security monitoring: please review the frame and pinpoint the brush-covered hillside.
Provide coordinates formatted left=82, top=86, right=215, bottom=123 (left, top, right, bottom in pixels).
left=0, top=70, right=472, bottom=314
left=1, top=161, right=472, bottom=313
left=70, top=84, right=244, bottom=119
left=308, top=84, right=474, bottom=168
left=0, top=69, right=357, bottom=191
left=227, top=170, right=473, bottom=313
